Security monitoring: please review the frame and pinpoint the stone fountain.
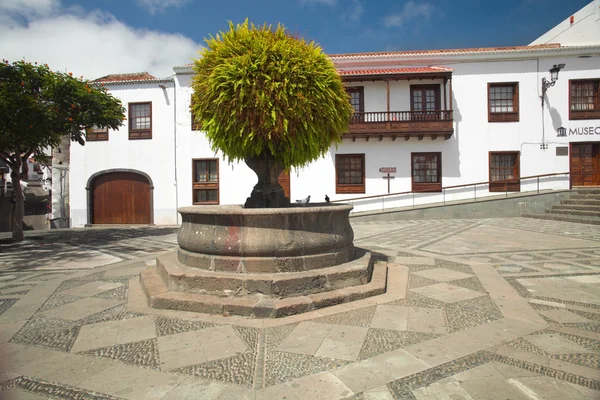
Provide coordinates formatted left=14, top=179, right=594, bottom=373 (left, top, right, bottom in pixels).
left=139, top=203, right=387, bottom=318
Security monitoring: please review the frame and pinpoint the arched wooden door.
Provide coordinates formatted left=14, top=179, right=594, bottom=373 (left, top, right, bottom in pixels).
left=92, top=172, right=151, bottom=224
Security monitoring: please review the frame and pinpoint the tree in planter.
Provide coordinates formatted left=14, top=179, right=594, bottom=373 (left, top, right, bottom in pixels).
left=191, top=20, right=353, bottom=208
left=0, top=60, right=126, bottom=241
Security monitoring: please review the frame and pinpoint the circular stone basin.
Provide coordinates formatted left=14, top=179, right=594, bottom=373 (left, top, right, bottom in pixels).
left=177, top=204, right=354, bottom=273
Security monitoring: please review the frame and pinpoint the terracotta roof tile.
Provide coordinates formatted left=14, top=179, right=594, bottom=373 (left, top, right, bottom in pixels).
left=330, top=43, right=562, bottom=59
left=92, top=72, right=156, bottom=83
left=337, top=66, right=453, bottom=76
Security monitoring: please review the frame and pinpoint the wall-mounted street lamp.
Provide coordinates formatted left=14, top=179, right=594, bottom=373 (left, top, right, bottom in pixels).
left=541, top=64, right=565, bottom=108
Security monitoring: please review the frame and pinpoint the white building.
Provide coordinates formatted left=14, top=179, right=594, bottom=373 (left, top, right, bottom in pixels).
left=68, top=1, right=600, bottom=227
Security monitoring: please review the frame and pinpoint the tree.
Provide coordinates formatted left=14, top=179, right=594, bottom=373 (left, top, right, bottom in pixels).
left=191, top=20, right=353, bottom=208
left=0, top=60, right=126, bottom=241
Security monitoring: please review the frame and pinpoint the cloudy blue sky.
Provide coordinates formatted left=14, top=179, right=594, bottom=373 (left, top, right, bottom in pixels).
left=0, top=0, right=591, bottom=79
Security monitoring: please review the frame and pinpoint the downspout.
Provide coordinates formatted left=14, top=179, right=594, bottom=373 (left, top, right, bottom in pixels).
left=173, top=77, right=179, bottom=225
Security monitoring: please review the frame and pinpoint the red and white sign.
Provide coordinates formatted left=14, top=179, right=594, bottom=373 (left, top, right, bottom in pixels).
left=379, top=167, right=396, bottom=173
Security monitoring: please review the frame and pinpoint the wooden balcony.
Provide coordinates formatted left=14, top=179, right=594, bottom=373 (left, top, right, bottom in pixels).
left=345, top=110, right=454, bottom=141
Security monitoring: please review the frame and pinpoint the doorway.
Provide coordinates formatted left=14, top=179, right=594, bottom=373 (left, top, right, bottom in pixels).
left=570, top=142, right=600, bottom=187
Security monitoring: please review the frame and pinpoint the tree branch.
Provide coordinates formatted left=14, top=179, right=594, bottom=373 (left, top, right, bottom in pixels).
left=0, top=150, right=15, bottom=169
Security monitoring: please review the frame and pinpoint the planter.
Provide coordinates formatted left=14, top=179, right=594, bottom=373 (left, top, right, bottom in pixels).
left=177, top=204, right=354, bottom=273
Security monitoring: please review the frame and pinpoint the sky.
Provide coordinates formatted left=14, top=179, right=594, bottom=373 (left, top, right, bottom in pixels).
left=0, top=0, right=591, bottom=80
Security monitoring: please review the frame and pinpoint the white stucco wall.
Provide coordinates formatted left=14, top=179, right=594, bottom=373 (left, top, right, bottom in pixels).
left=530, top=1, right=600, bottom=46
left=69, top=48, right=600, bottom=225
left=174, top=74, right=257, bottom=214
left=70, top=82, right=178, bottom=227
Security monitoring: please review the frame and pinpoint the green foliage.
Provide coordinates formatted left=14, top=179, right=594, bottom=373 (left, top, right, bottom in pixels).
left=191, top=20, right=353, bottom=169
left=0, top=59, right=126, bottom=160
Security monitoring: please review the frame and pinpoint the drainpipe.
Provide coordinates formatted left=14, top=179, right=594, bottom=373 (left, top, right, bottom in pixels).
left=160, top=77, right=179, bottom=225
left=173, top=77, right=179, bottom=225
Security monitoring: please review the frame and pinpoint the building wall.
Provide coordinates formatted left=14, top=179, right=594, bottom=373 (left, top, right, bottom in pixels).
left=70, top=83, right=178, bottom=227
left=174, top=74, right=257, bottom=214
left=69, top=51, right=600, bottom=225
left=530, top=0, right=600, bottom=46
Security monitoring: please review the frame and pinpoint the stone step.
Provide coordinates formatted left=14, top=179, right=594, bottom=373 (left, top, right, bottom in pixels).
left=155, top=250, right=373, bottom=298
left=546, top=208, right=600, bottom=217
left=575, top=188, right=600, bottom=195
left=552, top=204, right=600, bottom=212
left=522, top=213, right=600, bottom=225
left=568, top=194, right=600, bottom=200
left=140, top=263, right=388, bottom=318
left=561, top=199, right=600, bottom=206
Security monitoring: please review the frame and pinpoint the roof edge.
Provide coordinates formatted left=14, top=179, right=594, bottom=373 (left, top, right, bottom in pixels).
left=90, top=77, right=175, bottom=87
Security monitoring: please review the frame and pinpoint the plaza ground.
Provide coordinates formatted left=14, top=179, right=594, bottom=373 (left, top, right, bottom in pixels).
left=0, top=217, right=599, bottom=399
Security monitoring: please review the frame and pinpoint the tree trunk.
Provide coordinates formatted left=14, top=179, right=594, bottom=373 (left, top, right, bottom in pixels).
left=21, top=155, right=29, bottom=180
left=244, top=153, right=290, bottom=208
left=11, top=158, right=25, bottom=242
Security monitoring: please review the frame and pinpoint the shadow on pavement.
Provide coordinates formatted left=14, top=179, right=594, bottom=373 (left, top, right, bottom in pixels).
left=0, top=226, right=180, bottom=272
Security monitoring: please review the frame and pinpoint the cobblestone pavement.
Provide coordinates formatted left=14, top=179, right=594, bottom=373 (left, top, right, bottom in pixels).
left=1, top=218, right=599, bottom=399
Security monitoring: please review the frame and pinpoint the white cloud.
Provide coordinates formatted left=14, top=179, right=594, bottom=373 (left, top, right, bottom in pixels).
left=300, top=0, right=364, bottom=22
left=343, top=0, right=364, bottom=23
left=0, top=0, right=59, bottom=16
left=383, top=1, right=435, bottom=28
left=299, top=0, right=338, bottom=5
left=134, top=0, right=191, bottom=15
left=0, top=2, right=202, bottom=79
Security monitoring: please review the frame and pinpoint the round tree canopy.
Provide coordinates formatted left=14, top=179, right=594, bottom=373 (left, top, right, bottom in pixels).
left=191, top=20, right=353, bottom=169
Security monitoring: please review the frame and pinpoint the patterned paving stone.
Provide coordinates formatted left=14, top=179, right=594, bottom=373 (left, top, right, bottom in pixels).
left=80, top=338, right=160, bottom=369
left=386, top=352, right=491, bottom=399
left=59, top=281, right=124, bottom=298
left=408, top=275, right=438, bottom=289
left=552, top=353, right=600, bottom=370
left=538, top=309, right=592, bottom=324
left=93, top=285, right=127, bottom=301
left=412, top=268, right=473, bottom=282
left=445, top=296, right=503, bottom=333
left=449, top=276, right=488, bottom=293
left=0, top=298, right=18, bottom=316
left=264, top=351, right=349, bottom=387
left=525, top=334, right=595, bottom=355
left=312, top=306, right=376, bottom=328
left=175, top=351, right=257, bottom=387
left=434, top=259, right=474, bottom=274
left=155, top=316, right=216, bottom=337
left=173, top=327, right=259, bottom=387
left=11, top=316, right=80, bottom=352
left=390, top=291, right=447, bottom=310
left=38, top=293, right=82, bottom=312
left=410, top=283, right=486, bottom=304
left=4, top=376, right=121, bottom=400
left=0, top=284, right=34, bottom=295
left=358, top=329, right=439, bottom=360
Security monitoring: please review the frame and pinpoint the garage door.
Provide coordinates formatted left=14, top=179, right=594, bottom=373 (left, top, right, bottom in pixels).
left=92, top=172, right=151, bottom=224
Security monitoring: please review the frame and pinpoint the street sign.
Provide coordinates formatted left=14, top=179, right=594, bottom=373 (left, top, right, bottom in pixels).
left=379, top=167, right=396, bottom=173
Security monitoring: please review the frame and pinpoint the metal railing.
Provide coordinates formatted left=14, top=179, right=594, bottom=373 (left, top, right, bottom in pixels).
left=332, top=172, right=570, bottom=212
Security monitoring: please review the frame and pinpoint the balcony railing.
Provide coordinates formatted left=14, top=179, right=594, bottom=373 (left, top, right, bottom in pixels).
left=347, top=110, right=454, bottom=139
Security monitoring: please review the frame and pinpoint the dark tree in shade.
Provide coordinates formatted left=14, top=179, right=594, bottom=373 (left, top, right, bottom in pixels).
left=0, top=60, right=126, bottom=241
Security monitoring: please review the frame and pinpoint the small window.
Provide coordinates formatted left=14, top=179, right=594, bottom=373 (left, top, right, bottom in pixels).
left=191, top=95, right=201, bottom=131
left=488, top=83, right=519, bottom=122
left=86, top=125, right=108, bottom=141
left=336, top=154, right=365, bottom=194
left=129, top=102, right=152, bottom=139
left=193, top=159, right=219, bottom=204
left=346, top=86, right=364, bottom=123
left=411, top=152, right=442, bottom=192
left=489, top=151, right=520, bottom=192
left=570, top=79, right=600, bottom=120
